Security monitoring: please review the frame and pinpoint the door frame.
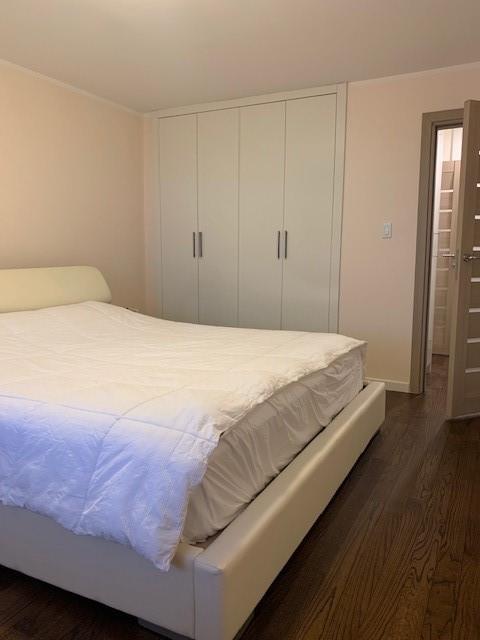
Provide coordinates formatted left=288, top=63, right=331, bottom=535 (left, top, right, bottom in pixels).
left=410, top=108, right=464, bottom=394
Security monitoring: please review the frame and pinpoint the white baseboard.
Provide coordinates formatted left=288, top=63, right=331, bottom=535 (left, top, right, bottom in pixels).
left=365, top=377, right=411, bottom=393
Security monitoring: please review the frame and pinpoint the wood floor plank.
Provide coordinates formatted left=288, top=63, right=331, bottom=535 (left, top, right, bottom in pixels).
left=322, top=403, right=456, bottom=639
left=451, top=420, right=480, bottom=640
left=420, top=433, right=477, bottom=640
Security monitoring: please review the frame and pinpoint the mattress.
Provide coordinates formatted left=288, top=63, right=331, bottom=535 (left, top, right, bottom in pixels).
left=184, top=347, right=364, bottom=542
left=0, top=302, right=365, bottom=569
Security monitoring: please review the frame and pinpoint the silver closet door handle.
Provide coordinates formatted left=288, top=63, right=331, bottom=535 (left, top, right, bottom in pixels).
left=199, top=231, right=203, bottom=258
left=277, top=231, right=281, bottom=259
left=193, top=232, right=196, bottom=258
left=284, top=230, right=288, bottom=259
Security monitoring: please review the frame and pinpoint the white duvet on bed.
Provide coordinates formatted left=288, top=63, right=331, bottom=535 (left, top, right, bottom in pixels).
left=0, top=302, right=365, bottom=570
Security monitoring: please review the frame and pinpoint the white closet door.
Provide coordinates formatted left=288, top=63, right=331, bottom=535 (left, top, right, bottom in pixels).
left=159, top=115, right=198, bottom=323
left=282, top=94, right=337, bottom=332
left=198, top=109, right=239, bottom=326
left=238, top=102, right=285, bottom=329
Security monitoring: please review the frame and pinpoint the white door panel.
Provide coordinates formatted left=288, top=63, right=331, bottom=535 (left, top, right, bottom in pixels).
left=198, top=109, right=239, bottom=326
left=282, top=94, right=337, bottom=332
left=159, top=115, right=198, bottom=323
left=238, top=102, right=285, bottom=329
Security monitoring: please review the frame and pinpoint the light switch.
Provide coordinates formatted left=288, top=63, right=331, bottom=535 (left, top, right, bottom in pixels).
left=382, top=222, right=392, bottom=239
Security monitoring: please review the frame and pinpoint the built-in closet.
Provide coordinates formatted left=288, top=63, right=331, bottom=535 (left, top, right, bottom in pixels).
left=157, top=85, right=345, bottom=332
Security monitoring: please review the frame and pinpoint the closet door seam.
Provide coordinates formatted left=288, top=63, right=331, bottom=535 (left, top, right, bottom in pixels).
left=195, top=113, right=200, bottom=323
left=280, top=101, right=287, bottom=329
left=158, top=122, right=165, bottom=318
left=236, top=108, right=241, bottom=327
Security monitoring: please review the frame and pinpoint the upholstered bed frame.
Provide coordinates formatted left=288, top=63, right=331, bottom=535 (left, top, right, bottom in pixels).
left=0, top=267, right=386, bottom=640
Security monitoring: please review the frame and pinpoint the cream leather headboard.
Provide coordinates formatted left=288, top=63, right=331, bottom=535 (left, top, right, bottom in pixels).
left=0, top=266, right=112, bottom=313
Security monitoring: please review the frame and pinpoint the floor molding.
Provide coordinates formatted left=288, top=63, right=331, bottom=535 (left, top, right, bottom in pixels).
left=365, top=377, right=411, bottom=393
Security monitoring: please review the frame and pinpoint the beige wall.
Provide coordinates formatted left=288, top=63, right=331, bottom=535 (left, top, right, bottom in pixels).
left=0, top=62, right=145, bottom=310
left=340, top=63, right=480, bottom=390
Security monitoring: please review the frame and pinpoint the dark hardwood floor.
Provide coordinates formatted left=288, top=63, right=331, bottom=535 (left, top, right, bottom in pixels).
left=1, top=356, right=480, bottom=640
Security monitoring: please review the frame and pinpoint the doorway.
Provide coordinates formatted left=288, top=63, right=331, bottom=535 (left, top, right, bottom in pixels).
left=410, top=109, right=464, bottom=395
left=425, top=127, right=463, bottom=384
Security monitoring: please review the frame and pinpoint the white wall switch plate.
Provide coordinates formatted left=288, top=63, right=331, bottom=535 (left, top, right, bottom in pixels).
left=382, top=222, right=392, bottom=239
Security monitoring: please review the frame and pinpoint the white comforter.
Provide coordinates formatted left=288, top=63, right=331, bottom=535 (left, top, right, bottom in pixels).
left=0, top=302, right=365, bottom=570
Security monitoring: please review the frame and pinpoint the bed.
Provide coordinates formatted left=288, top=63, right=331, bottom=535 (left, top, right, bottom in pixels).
left=0, top=266, right=385, bottom=640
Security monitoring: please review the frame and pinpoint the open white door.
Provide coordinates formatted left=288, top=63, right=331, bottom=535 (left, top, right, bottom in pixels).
left=447, top=100, right=480, bottom=419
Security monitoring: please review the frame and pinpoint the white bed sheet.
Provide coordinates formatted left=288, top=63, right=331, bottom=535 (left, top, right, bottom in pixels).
left=0, top=302, right=365, bottom=570
left=184, top=348, right=364, bottom=542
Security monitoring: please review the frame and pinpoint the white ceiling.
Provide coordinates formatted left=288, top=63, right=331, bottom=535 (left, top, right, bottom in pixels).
left=1, top=1, right=480, bottom=113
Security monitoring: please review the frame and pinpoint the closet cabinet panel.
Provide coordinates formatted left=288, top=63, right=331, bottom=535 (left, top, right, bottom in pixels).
left=159, top=115, right=198, bottom=323
left=198, top=109, right=239, bottom=326
left=282, top=94, right=337, bottom=332
left=238, top=102, right=285, bottom=329
left=155, top=85, right=346, bottom=332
